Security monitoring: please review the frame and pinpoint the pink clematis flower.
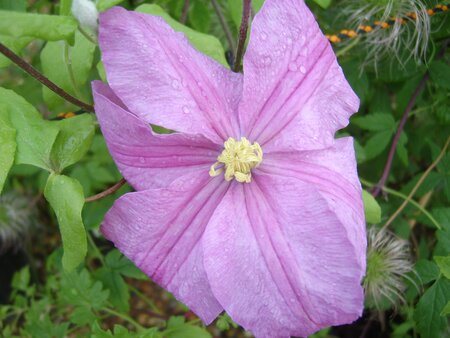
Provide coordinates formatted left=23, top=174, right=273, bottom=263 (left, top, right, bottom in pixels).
left=93, top=0, right=366, bottom=337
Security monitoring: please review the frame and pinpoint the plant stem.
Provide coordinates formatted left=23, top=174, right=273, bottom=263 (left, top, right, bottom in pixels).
left=360, top=178, right=442, bottom=230
left=211, top=0, right=236, bottom=52
left=87, top=231, right=106, bottom=266
left=128, top=284, right=162, bottom=314
left=102, top=307, right=145, bottom=331
left=180, top=0, right=189, bottom=24
left=0, top=42, right=94, bottom=112
left=382, top=136, right=449, bottom=229
left=85, top=178, right=127, bottom=202
left=233, top=0, right=251, bottom=72
left=372, top=39, right=450, bottom=197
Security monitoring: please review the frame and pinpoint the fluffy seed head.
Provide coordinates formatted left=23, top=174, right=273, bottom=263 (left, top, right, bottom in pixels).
left=364, top=227, right=414, bottom=309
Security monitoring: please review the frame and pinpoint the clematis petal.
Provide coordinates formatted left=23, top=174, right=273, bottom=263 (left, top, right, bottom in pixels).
left=92, top=81, right=220, bottom=190
left=102, top=172, right=228, bottom=323
left=263, top=137, right=366, bottom=271
left=99, top=7, right=242, bottom=144
left=239, top=0, right=359, bottom=152
left=203, top=174, right=364, bottom=338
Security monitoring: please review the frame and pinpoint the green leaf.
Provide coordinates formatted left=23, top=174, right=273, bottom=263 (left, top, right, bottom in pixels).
left=415, top=259, right=440, bottom=285
left=0, top=35, right=32, bottom=68
left=0, top=0, right=26, bottom=11
left=414, top=278, right=450, bottom=338
left=136, top=4, right=228, bottom=67
left=429, top=61, right=450, bottom=90
left=96, top=0, right=125, bottom=12
left=352, top=113, right=396, bottom=132
left=363, top=130, right=393, bottom=161
left=44, top=174, right=87, bottom=271
left=362, top=190, right=381, bottom=224
left=0, top=88, right=59, bottom=170
left=41, top=31, right=95, bottom=110
left=59, top=0, right=73, bottom=16
left=50, top=114, right=95, bottom=172
left=435, top=256, right=450, bottom=280
left=0, top=113, right=16, bottom=193
left=0, top=11, right=77, bottom=43
left=164, top=324, right=211, bottom=338
left=313, top=0, right=332, bottom=9
left=442, top=300, right=450, bottom=316
left=95, top=268, right=130, bottom=312
left=105, top=249, right=146, bottom=279
left=189, top=1, right=211, bottom=33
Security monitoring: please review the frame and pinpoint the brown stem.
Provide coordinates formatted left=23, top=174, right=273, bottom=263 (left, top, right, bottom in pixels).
left=180, top=0, right=189, bottom=24
left=85, top=178, right=127, bottom=202
left=233, top=0, right=251, bottom=72
left=372, top=39, right=450, bottom=197
left=211, top=0, right=236, bottom=52
left=0, top=42, right=94, bottom=112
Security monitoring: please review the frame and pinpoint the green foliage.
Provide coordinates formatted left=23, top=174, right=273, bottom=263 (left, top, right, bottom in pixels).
left=0, top=10, right=77, bottom=43
left=0, top=114, right=15, bottom=192
left=362, top=190, right=381, bottom=224
left=44, top=174, right=87, bottom=271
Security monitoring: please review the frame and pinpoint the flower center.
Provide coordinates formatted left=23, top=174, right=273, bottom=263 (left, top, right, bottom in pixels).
left=209, top=137, right=263, bottom=183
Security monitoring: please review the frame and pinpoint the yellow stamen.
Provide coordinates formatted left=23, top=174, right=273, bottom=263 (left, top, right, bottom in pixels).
left=209, top=137, right=263, bottom=183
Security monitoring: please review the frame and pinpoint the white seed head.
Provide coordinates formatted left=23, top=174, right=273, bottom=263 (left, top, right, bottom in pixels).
left=339, top=0, right=430, bottom=69
left=0, top=192, right=38, bottom=253
left=71, top=0, right=99, bottom=33
left=364, top=227, right=414, bottom=309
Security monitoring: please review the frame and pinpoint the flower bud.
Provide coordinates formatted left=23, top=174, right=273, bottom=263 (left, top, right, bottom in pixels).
left=71, top=0, right=99, bottom=34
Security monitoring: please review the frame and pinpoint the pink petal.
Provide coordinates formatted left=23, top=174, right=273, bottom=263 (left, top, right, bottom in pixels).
left=239, top=0, right=359, bottom=152
left=102, top=171, right=228, bottom=323
left=203, top=174, right=364, bottom=338
left=263, top=137, right=366, bottom=272
left=99, top=7, right=242, bottom=144
left=92, top=81, right=220, bottom=190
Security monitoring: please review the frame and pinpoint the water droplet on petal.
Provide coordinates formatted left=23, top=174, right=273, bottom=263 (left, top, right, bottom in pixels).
left=261, top=32, right=267, bottom=40
left=171, top=79, right=180, bottom=89
left=263, top=56, right=272, bottom=65
left=300, top=66, right=306, bottom=74
left=139, top=157, right=145, bottom=163
left=182, top=106, right=190, bottom=114
left=286, top=37, right=293, bottom=45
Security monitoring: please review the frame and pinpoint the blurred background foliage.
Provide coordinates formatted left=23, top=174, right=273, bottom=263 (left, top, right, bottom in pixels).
left=0, top=0, right=449, bottom=337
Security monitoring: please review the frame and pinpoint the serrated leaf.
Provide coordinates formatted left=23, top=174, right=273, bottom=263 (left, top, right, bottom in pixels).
left=105, top=249, right=146, bottom=279
left=70, top=306, right=96, bottom=325
left=136, top=4, right=228, bottom=67
left=435, top=256, right=450, bottom=280
left=0, top=11, right=77, bottom=43
left=364, top=130, right=393, bottom=161
left=44, top=174, right=87, bottom=271
left=41, top=31, right=95, bottom=110
left=414, top=278, right=450, bottom=338
left=0, top=88, right=59, bottom=171
left=362, top=190, right=381, bottom=224
left=95, top=267, right=130, bottom=312
left=164, top=324, right=211, bottom=338
left=50, top=114, right=95, bottom=172
left=415, top=260, right=440, bottom=285
left=0, top=114, right=15, bottom=193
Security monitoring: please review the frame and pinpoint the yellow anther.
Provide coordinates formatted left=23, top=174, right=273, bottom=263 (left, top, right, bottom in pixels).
left=209, top=137, right=263, bottom=183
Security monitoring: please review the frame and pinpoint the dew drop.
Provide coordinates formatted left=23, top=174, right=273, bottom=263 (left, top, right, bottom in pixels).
left=182, top=106, right=190, bottom=114
left=300, top=65, right=306, bottom=74
left=139, top=157, right=145, bottom=163
left=171, top=79, right=180, bottom=89
left=260, top=32, right=267, bottom=40
left=263, top=56, right=272, bottom=65
left=286, top=37, right=293, bottom=45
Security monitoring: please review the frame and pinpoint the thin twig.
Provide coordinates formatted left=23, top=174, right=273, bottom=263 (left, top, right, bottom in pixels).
left=373, top=39, right=450, bottom=196
left=180, top=0, right=189, bottom=24
left=0, top=42, right=94, bottom=112
left=211, top=0, right=236, bottom=52
left=372, top=72, right=429, bottom=197
left=382, top=136, right=449, bottom=230
left=85, top=178, right=126, bottom=202
left=360, top=178, right=441, bottom=230
left=233, top=0, right=251, bottom=72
